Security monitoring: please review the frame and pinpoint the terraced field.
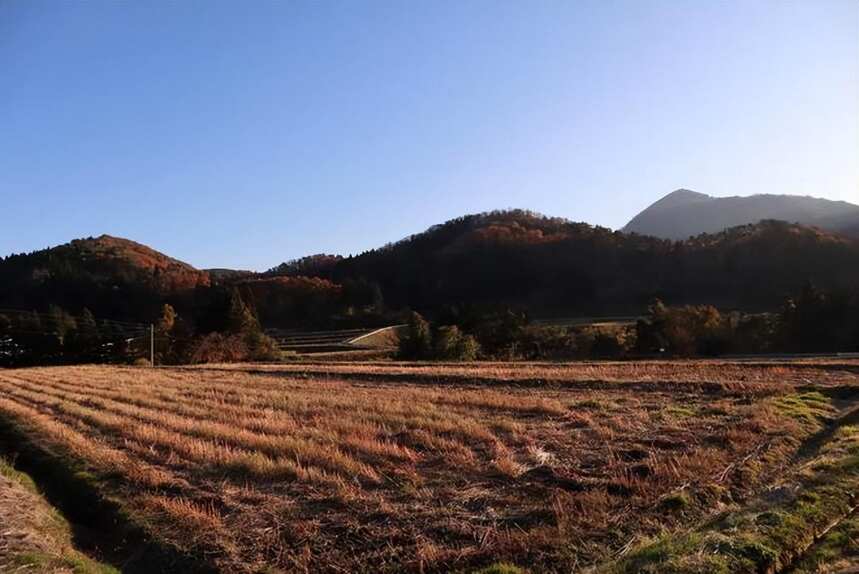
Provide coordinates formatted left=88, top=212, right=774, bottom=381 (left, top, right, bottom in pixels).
left=0, top=361, right=857, bottom=573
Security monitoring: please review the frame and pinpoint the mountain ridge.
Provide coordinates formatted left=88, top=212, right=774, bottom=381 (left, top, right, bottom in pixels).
left=3, top=211, right=859, bottom=325
left=0, top=234, right=210, bottom=321
left=624, top=190, right=859, bottom=240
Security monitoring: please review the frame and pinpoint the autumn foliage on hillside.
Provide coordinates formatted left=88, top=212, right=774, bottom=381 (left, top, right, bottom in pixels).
left=68, top=235, right=211, bottom=291
left=277, top=212, right=859, bottom=317
left=3, top=211, right=859, bottom=365
left=0, top=235, right=209, bottom=321
left=235, top=276, right=344, bottom=326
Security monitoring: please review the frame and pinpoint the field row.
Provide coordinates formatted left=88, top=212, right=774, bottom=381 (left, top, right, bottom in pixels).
left=201, top=359, right=859, bottom=390
left=0, top=363, right=850, bottom=572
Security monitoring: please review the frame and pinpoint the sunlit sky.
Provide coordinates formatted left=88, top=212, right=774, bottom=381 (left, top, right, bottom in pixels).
left=2, top=1, right=857, bottom=270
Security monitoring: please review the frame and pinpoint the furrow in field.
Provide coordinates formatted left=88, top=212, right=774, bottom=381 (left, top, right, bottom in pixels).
left=10, top=368, right=560, bottom=425
left=1, top=376, right=467, bottom=465
left=2, top=371, right=509, bottom=452
left=0, top=389, right=271, bottom=493
left=0, top=378, right=490, bottom=507
left=0, top=381, right=381, bottom=484
left=0, top=394, right=177, bottom=489
left=187, top=363, right=796, bottom=395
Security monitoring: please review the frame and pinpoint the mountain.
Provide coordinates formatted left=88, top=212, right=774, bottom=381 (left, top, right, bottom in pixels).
left=4, top=211, right=859, bottom=328
left=624, top=190, right=859, bottom=240
left=206, top=268, right=256, bottom=283
left=0, top=235, right=210, bottom=320
left=276, top=210, right=859, bottom=315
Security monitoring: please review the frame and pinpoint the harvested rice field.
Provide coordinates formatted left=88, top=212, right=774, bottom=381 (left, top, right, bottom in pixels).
left=0, top=361, right=858, bottom=573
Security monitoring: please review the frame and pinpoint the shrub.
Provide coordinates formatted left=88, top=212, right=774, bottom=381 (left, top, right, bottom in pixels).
left=433, top=325, right=460, bottom=359
left=189, top=333, right=249, bottom=363
left=571, top=326, right=631, bottom=359
left=454, top=332, right=481, bottom=361
left=398, top=312, right=432, bottom=359
left=518, top=325, right=574, bottom=359
left=242, top=330, right=280, bottom=361
left=432, top=325, right=479, bottom=360
left=637, top=300, right=731, bottom=357
left=398, top=316, right=480, bottom=361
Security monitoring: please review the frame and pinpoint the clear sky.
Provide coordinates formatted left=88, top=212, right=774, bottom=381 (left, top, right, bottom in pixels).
left=2, top=1, right=857, bottom=270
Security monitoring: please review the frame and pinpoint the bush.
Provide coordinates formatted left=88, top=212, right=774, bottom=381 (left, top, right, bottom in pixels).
left=398, top=312, right=432, bottom=359
left=454, top=332, right=481, bottom=361
left=570, top=326, right=632, bottom=359
left=189, top=333, right=249, bottom=363
left=433, top=325, right=480, bottom=361
left=242, top=330, right=280, bottom=361
left=637, top=300, right=730, bottom=357
left=399, top=315, right=480, bottom=361
left=518, top=325, right=574, bottom=359
left=471, top=310, right=528, bottom=359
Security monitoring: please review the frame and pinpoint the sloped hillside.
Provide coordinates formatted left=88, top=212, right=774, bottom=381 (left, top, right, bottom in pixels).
left=0, top=235, right=209, bottom=320
left=4, top=210, right=859, bottom=327
left=234, top=276, right=344, bottom=326
left=275, top=210, right=859, bottom=315
left=624, top=189, right=859, bottom=240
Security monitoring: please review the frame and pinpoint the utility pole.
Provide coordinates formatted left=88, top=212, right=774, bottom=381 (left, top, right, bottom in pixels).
left=150, top=324, right=155, bottom=367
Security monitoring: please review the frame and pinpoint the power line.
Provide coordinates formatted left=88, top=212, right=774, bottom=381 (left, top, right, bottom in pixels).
left=0, top=308, right=148, bottom=329
left=0, top=307, right=147, bottom=325
left=0, top=329, right=146, bottom=338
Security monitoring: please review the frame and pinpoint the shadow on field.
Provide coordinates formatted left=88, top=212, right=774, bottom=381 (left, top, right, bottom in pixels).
left=0, top=415, right=217, bottom=574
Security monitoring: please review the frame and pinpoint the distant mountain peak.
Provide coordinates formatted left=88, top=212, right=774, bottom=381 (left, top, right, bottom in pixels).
left=623, top=191, right=859, bottom=240
left=665, top=188, right=709, bottom=200
left=644, top=189, right=713, bottom=212
left=68, top=235, right=203, bottom=275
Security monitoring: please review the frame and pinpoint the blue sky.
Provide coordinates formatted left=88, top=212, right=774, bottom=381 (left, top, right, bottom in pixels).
left=2, top=1, right=857, bottom=270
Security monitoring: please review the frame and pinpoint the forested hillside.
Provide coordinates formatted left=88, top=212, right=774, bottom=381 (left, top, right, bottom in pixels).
left=0, top=235, right=210, bottom=321
left=277, top=211, right=859, bottom=317
left=3, top=211, right=859, bottom=330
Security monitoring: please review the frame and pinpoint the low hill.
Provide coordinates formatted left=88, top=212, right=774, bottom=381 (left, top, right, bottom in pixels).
left=4, top=210, right=859, bottom=326
left=0, top=235, right=210, bottom=320
left=234, top=276, right=344, bottom=326
left=624, top=190, right=859, bottom=240
left=273, top=210, right=859, bottom=315
left=206, top=268, right=256, bottom=283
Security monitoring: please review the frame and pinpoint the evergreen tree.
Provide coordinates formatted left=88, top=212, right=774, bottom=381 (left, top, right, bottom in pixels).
left=155, top=304, right=178, bottom=363
left=227, top=289, right=260, bottom=334
left=70, top=307, right=100, bottom=360
left=157, top=303, right=177, bottom=333
left=47, top=304, right=76, bottom=346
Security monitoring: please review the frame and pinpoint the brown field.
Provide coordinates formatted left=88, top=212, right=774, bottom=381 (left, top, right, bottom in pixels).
left=0, top=361, right=857, bottom=573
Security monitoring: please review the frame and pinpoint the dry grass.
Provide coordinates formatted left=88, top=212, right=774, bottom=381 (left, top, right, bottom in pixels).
left=0, top=456, right=117, bottom=573
left=0, top=361, right=855, bottom=572
left=200, top=359, right=859, bottom=393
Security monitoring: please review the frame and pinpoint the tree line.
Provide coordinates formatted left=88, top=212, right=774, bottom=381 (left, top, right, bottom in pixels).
left=398, top=285, right=859, bottom=360
left=0, top=289, right=279, bottom=367
left=3, top=213, right=859, bottom=365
